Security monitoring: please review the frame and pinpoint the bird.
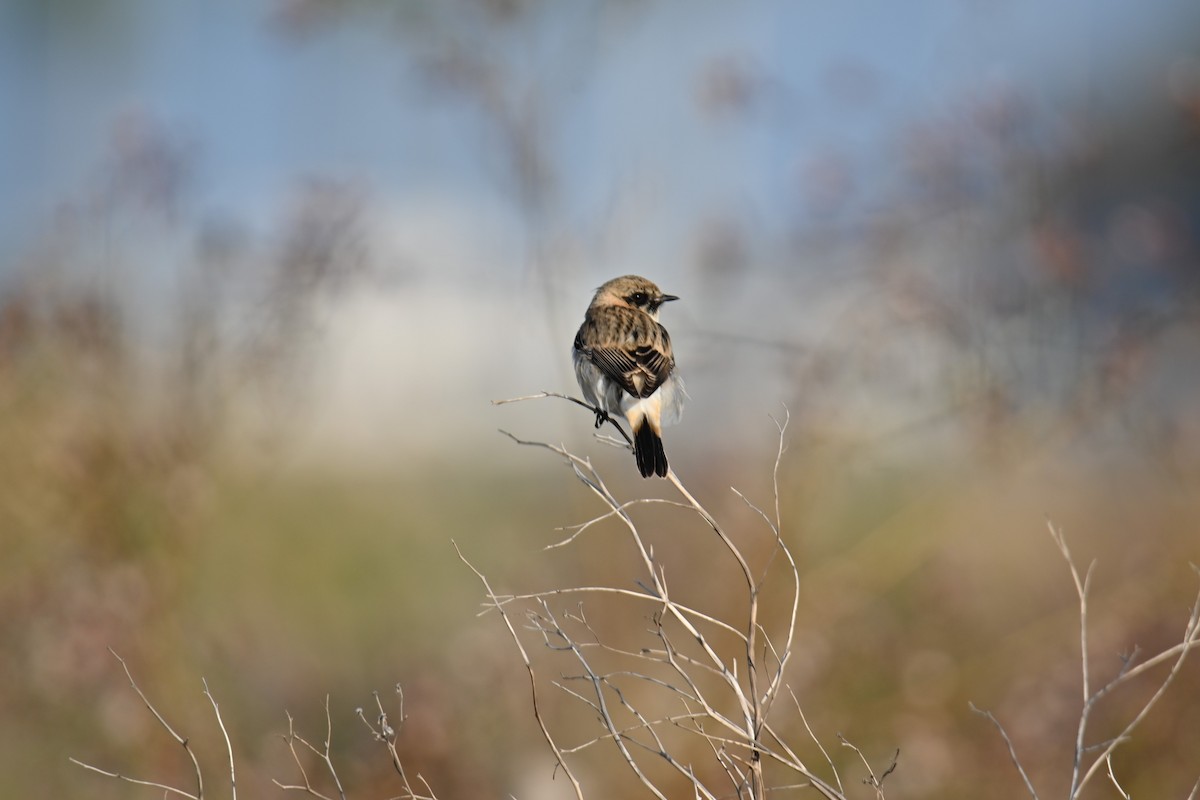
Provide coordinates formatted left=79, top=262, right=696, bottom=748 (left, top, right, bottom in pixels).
left=572, top=275, right=684, bottom=478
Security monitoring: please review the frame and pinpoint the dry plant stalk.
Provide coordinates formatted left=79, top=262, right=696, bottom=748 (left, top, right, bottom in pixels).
left=273, top=696, right=348, bottom=800
left=480, top=392, right=896, bottom=799
left=72, top=651, right=435, bottom=800
left=972, top=521, right=1200, bottom=800
left=69, top=648, right=235, bottom=800
left=273, top=686, right=439, bottom=800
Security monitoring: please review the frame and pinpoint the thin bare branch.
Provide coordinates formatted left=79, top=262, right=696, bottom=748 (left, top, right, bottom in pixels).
left=1048, top=520, right=1096, bottom=798
left=1098, top=637, right=1200, bottom=687
left=539, top=602, right=672, bottom=799
left=202, top=679, right=236, bottom=800
left=838, top=735, right=898, bottom=799
left=553, top=443, right=757, bottom=734
left=785, top=686, right=843, bottom=795
left=71, top=650, right=203, bottom=800
left=489, top=395, right=850, bottom=799
left=486, top=585, right=747, bottom=642
left=664, top=467, right=761, bottom=775
left=970, top=703, right=1040, bottom=800
left=767, top=407, right=789, bottom=533
left=1105, top=754, right=1131, bottom=799
left=1044, top=524, right=1200, bottom=798
left=731, top=482, right=800, bottom=723
left=272, top=717, right=336, bottom=799
left=699, top=717, right=747, bottom=798
left=493, top=391, right=633, bottom=446
left=273, top=698, right=346, bottom=800
left=1074, top=577, right=1200, bottom=796
left=68, top=758, right=199, bottom=800
left=550, top=599, right=728, bottom=800
left=456, top=542, right=586, bottom=800
left=353, top=687, right=437, bottom=800
left=548, top=498, right=690, bottom=549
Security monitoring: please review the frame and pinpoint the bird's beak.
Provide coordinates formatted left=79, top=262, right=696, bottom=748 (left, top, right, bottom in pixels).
left=661, top=294, right=679, bottom=303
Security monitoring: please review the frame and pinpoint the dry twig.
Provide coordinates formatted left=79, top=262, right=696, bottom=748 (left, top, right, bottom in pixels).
left=457, top=541, right=586, bottom=800
left=969, top=702, right=1039, bottom=800
left=974, top=523, right=1200, bottom=800
left=203, top=678, right=236, bottom=800
left=837, top=735, right=898, bottom=800
left=273, top=697, right=346, bottom=800
left=488, top=394, right=856, bottom=799
left=355, top=686, right=438, bottom=800
left=69, top=649, right=206, bottom=800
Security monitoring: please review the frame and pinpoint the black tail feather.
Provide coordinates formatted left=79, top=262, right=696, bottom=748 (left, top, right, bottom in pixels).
left=633, top=420, right=668, bottom=478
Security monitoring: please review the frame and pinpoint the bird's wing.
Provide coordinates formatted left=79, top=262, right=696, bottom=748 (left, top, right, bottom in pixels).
left=575, top=310, right=674, bottom=399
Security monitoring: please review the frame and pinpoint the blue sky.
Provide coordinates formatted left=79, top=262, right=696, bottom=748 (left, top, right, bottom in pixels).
left=3, top=0, right=1197, bottom=270
left=2, top=0, right=1198, bottom=461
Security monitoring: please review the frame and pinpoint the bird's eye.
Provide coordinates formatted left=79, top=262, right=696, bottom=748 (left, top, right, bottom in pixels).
left=630, top=292, right=648, bottom=306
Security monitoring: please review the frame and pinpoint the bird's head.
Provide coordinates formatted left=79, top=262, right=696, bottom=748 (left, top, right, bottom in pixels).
left=590, top=275, right=679, bottom=320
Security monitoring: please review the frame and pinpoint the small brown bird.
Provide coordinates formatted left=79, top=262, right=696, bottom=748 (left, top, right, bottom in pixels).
left=572, top=275, right=685, bottom=478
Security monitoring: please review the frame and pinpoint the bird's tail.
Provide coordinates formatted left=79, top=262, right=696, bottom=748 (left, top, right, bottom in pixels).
left=633, top=417, right=668, bottom=478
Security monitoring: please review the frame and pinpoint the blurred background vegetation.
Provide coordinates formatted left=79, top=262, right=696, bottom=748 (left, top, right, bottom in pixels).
left=2, top=0, right=1199, bottom=797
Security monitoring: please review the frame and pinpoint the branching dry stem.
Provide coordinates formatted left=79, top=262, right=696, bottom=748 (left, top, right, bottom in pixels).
left=489, top=394, right=859, bottom=799
left=974, top=523, right=1200, bottom=800
left=70, top=649, right=205, bottom=800
left=456, top=541, right=587, bottom=800
left=969, top=702, right=1040, bottom=800
left=273, top=697, right=346, bottom=800
left=203, top=678, right=236, bottom=800
left=837, top=735, right=898, bottom=800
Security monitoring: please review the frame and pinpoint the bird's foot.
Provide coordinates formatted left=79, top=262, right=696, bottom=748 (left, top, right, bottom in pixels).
left=593, top=408, right=611, bottom=429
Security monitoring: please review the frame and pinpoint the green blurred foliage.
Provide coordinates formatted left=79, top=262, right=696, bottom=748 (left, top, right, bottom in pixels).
left=2, top=276, right=1197, bottom=799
